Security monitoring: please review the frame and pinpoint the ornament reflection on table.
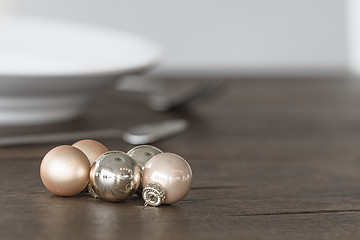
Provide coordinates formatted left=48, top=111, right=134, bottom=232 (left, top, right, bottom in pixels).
left=40, top=140, right=192, bottom=207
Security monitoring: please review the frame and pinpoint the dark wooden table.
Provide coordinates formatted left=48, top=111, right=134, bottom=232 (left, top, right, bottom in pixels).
left=2, top=76, right=360, bottom=239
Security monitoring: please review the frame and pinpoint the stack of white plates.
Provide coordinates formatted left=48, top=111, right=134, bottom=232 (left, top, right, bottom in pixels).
left=0, top=16, right=161, bottom=125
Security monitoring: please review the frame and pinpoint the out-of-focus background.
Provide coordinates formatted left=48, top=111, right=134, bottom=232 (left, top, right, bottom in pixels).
left=0, top=0, right=356, bottom=127
left=1, top=0, right=347, bottom=75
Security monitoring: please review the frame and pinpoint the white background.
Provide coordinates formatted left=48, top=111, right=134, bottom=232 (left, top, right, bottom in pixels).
left=2, top=0, right=348, bottom=74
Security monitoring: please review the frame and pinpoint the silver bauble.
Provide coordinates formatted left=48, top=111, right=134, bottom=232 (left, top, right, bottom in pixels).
left=89, top=151, right=141, bottom=202
left=127, top=145, right=163, bottom=195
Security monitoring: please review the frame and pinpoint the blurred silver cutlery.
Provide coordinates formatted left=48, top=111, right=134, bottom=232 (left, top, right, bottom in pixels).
left=0, top=119, right=188, bottom=146
left=117, top=77, right=225, bottom=111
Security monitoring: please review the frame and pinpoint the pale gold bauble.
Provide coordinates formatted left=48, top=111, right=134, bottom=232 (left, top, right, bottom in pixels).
left=72, top=139, right=109, bottom=166
left=40, top=145, right=90, bottom=196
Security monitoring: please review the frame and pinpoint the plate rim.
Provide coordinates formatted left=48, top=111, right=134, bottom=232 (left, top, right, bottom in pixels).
left=0, top=16, right=162, bottom=78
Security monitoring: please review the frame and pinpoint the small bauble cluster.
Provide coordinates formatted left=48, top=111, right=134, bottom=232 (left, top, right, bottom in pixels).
left=40, top=140, right=192, bottom=207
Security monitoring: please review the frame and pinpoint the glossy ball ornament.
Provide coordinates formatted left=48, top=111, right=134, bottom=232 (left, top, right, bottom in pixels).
left=127, top=145, right=163, bottom=195
left=142, top=152, right=192, bottom=207
left=72, top=139, right=109, bottom=166
left=72, top=139, right=109, bottom=198
left=40, top=145, right=91, bottom=196
left=89, top=151, right=141, bottom=202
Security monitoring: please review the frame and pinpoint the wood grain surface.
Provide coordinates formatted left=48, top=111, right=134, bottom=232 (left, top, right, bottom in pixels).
left=1, top=77, right=360, bottom=239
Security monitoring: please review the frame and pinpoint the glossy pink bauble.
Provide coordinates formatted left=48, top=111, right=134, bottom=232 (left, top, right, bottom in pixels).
left=142, top=152, right=192, bottom=204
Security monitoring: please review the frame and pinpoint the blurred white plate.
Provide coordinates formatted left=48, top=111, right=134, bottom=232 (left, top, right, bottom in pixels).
left=0, top=16, right=161, bottom=125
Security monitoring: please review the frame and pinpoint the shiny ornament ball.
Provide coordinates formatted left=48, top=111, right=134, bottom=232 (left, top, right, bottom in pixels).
left=40, top=145, right=91, bottom=196
left=89, top=151, right=141, bottom=202
left=127, top=145, right=163, bottom=195
left=72, top=139, right=109, bottom=166
left=142, top=152, right=192, bottom=206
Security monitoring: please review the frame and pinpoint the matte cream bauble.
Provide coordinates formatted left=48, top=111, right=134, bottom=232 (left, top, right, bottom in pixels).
left=72, top=139, right=109, bottom=166
left=40, top=145, right=90, bottom=196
